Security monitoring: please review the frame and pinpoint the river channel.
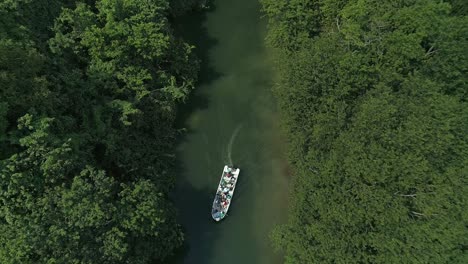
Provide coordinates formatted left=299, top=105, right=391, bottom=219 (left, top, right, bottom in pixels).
left=172, top=1, right=290, bottom=263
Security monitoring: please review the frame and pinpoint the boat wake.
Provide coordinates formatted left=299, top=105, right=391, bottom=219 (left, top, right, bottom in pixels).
left=227, top=124, right=242, bottom=166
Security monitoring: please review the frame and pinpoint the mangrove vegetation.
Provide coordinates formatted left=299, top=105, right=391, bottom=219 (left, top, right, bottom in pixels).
left=0, top=0, right=200, bottom=263
left=1, top=0, right=467, bottom=263
left=261, top=0, right=467, bottom=263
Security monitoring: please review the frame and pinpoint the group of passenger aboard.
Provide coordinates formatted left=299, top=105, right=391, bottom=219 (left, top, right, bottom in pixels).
left=212, top=167, right=238, bottom=219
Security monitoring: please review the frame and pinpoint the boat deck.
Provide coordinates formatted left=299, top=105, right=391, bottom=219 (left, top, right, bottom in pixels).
left=212, top=165, right=240, bottom=221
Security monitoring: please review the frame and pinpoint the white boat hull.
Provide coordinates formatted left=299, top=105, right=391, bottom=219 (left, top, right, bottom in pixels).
left=211, top=165, right=240, bottom=221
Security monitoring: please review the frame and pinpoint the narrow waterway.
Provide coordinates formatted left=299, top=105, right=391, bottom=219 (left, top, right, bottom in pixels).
left=172, top=1, right=289, bottom=263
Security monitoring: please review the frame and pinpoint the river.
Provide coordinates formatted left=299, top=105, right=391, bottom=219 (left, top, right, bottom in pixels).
left=171, top=1, right=290, bottom=263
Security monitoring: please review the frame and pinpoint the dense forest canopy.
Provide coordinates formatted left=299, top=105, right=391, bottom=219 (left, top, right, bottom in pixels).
left=261, top=0, right=467, bottom=263
left=2, top=0, right=467, bottom=263
left=0, top=0, right=199, bottom=263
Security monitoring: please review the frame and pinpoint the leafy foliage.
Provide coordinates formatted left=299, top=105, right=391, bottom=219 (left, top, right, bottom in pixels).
left=0, top=0, right=198, bottom=263
left=262, top=0, right=468, bottom=263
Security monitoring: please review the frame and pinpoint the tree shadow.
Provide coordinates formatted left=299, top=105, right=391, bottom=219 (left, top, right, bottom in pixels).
left=165, top=0, right=288, bottom=263
left=166, top=165, right=220, bottom=264
left=172, top=2, right=222, bottom=131
left=166, top=2, right=224, bottom=264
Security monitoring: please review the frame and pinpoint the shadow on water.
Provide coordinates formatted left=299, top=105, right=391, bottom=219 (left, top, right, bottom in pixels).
left=167, top=3, right=223, bottom=264
left=167, top=171, right=217, bottom=264
left=173, top=3, right=221, bottom=131
left=166, top=0, right=289, bottom=263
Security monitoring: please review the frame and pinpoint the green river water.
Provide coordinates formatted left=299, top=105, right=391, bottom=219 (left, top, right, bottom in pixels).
left=172, top=1, right=290, bottom=263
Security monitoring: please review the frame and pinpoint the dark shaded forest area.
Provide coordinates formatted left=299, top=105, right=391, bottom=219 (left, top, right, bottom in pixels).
left=0, top=0, right=205, bottom=263
left=261, top=0, right=467, bottom=263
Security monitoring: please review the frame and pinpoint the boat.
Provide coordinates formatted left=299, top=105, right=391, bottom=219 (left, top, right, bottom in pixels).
left=211, top=165, right=240, bottom=221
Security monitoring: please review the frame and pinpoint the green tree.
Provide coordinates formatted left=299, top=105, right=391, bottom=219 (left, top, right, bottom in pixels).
left=0, top=0, right=199, bottom=263
left=0, top=114, right=183, bottom=263
left=262, top=0, right=468, bottom=262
